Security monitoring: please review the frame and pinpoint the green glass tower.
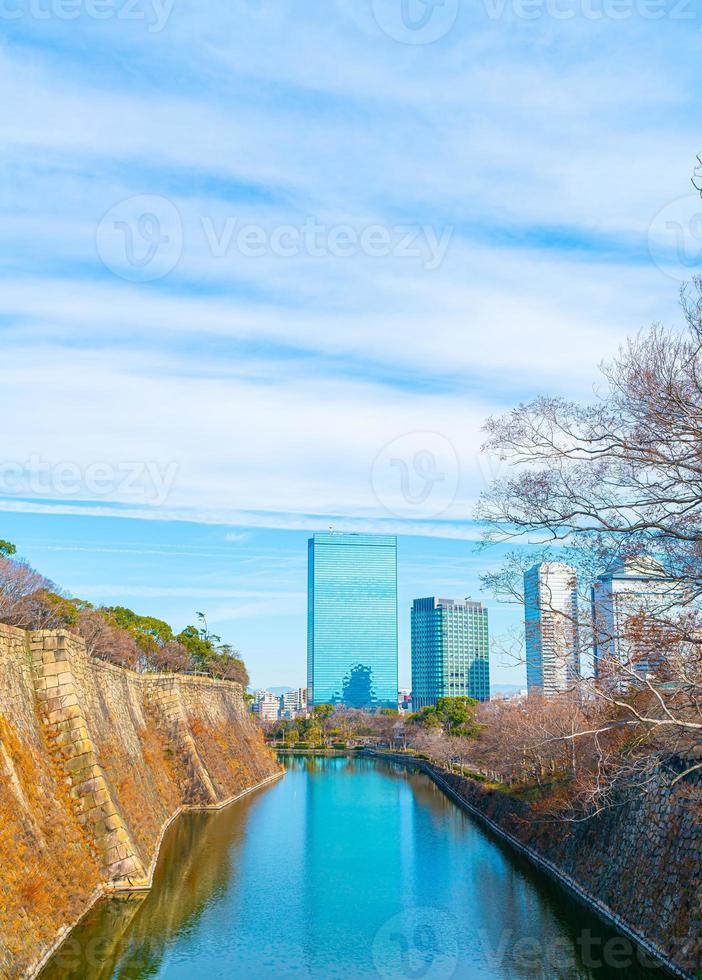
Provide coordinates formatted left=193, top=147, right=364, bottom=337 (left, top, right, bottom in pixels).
left=307, top=532, right=398, bottom=710
left=411, top=597, right=490, bottom=708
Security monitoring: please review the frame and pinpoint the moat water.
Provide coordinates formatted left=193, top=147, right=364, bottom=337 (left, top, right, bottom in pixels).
left=40, top=755, right=669, bottom=979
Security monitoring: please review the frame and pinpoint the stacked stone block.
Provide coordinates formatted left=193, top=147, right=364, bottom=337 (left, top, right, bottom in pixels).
left=0, top=624, right=281, bottom=979
left=29, top=631, right=147, bottom=886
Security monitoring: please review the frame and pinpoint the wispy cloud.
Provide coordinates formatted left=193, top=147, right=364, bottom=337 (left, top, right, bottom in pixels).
left=0, top=0, right=696, bottom=541
left=66, top=584, right=305, bottom=600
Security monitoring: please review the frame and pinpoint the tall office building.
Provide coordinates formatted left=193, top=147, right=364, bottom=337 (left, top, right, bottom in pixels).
left=591, top=556, right=680, bottom=679
left=524, top=562, right=580, bottom=696
left=307, top=532, right=398, bottom=710
left=411, top=597, right=490, bottom=709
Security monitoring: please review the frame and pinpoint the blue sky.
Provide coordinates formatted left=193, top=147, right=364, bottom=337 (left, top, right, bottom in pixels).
left=0, top=510, right=525, bottom=689
left=1, top=0, right=700, bottom=689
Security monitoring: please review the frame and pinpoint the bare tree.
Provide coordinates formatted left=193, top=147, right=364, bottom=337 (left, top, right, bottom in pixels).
left=76, top=607, right=141, bottom=670
left=0, top=556, right=57, bottom=628
left=477, top=280, right=702, bottom=805
left=693, top=152, right=702, bottom=197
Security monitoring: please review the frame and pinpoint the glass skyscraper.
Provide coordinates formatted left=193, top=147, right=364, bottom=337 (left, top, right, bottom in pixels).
left=307, top=532, right=398, bottom=710
left=411, top=597, right=490, bottom=709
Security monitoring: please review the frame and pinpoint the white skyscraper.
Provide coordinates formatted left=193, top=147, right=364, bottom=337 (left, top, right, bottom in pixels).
left=524, top=562, right=580, bottom=696
left=591, top=557, right=681, bottom=679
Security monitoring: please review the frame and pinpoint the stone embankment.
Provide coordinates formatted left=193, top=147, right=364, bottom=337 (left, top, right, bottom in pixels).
left=0, top=624, right=282, bottom=979
left=365, top=750, right=701, bottom=980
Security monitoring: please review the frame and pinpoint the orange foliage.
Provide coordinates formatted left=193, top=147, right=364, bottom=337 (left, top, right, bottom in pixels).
left=0, top=714, right=101, bottom=977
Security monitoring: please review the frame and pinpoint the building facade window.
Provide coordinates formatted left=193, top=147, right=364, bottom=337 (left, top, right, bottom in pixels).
left=307, top=532, right=398, bottom=710
left=411, top=597, right=490, bottom=708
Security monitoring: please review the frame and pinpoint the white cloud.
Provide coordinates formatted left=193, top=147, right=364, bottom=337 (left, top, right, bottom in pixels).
left=0, top=2, right=696, bottom=541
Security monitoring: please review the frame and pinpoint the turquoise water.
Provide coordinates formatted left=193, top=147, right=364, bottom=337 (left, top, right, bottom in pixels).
left=40, top=756, right=668, bottom=979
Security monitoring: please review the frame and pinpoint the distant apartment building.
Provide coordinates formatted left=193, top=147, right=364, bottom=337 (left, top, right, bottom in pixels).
left=591, top=557, right=681, bottom=679
left=252, top=689, right=269, bottom=710
left=307, top=532, right=398, bottom=710
left=524, top=562, right=580, bottom=696
left=279, top=688, right=309, bottom=718
left=256, top=692, right=280, bottom=722
left=411, top=597, right=490, bottom=709
left=279, top=691, right=299, bottom=717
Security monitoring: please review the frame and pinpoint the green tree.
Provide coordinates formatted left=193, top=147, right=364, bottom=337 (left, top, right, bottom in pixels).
left=312, top=704, right=334, bottom=746
left=283, top=723, right=299, bottom=746
left=107, top=606, right=175, bottom=653
left=312, top=704, right=334, bottom=721
left=413, top=697, right=480, bottom=738
left=0, top=540, right=16, bottom=556
left=177, top=615, right=249, bottom=685
left=176, top=624, right=212, bottom=666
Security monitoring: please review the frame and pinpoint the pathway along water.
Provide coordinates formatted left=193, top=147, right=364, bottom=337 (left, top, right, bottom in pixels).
left=39, top=755, right=672, bottom=979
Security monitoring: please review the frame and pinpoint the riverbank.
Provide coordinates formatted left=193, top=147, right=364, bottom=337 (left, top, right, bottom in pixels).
left=273, top=746, right=352, bottom=755
left=37, top=752, right=667, bottom=980
left=363, top=749, right=697, bottom=979
left=31, top=771, right=284, bottom=979
left=0, top=625, right=282, bottom=980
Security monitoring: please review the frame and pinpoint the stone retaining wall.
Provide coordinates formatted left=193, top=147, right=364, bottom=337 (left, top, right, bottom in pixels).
left=366, top=750, right=701, bottom=979
left=0, top=625, right=282, bottom=980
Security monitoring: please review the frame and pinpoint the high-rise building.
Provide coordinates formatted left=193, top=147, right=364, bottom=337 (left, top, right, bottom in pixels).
left=307, top=531, right=398, bottom=710
left=524, top=562, right=580, bottom=696
left=411, top=597, right=490, bottom=709
left=591, top=556, right=681, bottom=679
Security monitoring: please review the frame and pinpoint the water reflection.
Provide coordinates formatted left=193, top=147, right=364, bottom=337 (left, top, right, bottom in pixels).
left=39, top=797, right=256, bottom=979
left=40, top=756, right=672, bottom=980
